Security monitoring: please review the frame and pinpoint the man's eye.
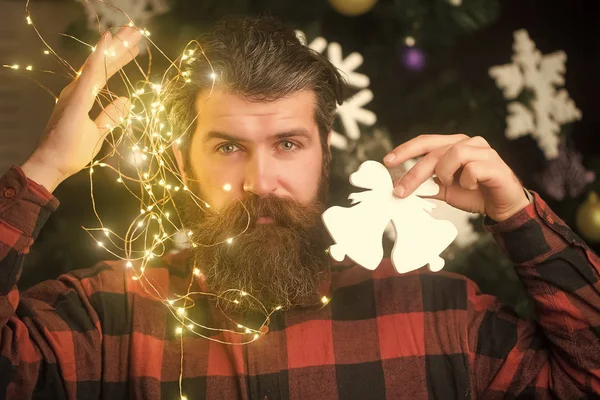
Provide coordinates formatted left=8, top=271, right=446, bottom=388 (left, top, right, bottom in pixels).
left=217, top=143, right=239, bottom=154
left=280, top=141, right=297, bottom=151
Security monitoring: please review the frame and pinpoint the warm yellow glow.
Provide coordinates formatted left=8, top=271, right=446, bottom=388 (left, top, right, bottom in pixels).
left=226, top=238, right=233, bottom=244
left=126, top=261, right=133, bottom=268
left=26, top=16, right=32, bottom=24
left=25, top=65, right=32, bottom=71
left=405, top=36, right=415, bottom=47
left=177, top=307, right=185, bottom=316
left=175, top=327, right=183, bottom=334
left=97, top=241, right=104, bottom=247
left=43, top=50, right=49, bottom=55
left=193, top=268, right=201, bottom=276
left=321, top=296, right=329, bottom=304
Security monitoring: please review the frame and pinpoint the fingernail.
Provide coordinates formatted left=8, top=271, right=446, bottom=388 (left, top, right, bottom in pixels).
left=394, top=185, right=405, bottom=197
left=384, top=154, right=396, bottom=163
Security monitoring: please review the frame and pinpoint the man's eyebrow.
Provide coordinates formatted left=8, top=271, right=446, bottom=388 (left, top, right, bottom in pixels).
left=203, top=129, right=313, bottom=143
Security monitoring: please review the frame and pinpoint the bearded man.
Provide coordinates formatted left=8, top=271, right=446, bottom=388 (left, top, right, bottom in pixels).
left=1, top=16, right=599, bottom=400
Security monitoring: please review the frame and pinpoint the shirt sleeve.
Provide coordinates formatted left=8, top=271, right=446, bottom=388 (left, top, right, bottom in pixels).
left=0, top=166, right=112, bottom=398
left=466, top=189, right=600, bottom=398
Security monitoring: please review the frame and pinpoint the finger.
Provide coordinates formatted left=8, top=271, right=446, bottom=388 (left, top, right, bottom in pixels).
left=434, top=144, right=497, bottom=188
left=383, top=133, right=469, bottom=167
left=393, top=146, right=448, bottom=198
left=457, top=160, right=504, bottom=191
left=94, top=96, right=130, bottom=137
left=73, top=27, right=142, bottom=110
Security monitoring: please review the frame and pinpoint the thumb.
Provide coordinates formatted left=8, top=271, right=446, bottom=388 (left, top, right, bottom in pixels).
left=94, top=96, right=130, bottom=137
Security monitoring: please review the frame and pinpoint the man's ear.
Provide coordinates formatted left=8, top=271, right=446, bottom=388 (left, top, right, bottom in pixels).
left=172, top=142, right=189, bottom=187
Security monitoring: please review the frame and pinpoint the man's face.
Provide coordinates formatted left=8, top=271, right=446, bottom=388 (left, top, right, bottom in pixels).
left=173, top=89, right=332, bottom=312
left=180, top=89, right=325, bottom=211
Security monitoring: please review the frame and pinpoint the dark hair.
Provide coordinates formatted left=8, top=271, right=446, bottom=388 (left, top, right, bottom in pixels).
left=165, top=16, right=346, bottom=174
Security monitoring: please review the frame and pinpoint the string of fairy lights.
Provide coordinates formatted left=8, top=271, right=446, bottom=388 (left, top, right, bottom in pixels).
left=6, top=2, right=332, bottom=399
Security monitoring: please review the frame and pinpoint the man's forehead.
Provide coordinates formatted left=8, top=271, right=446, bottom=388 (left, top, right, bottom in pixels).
left=193, top=88, right=318, bottom=131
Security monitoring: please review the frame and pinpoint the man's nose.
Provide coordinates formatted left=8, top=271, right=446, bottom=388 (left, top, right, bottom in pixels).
left=243, top=153, right=278, bottom=197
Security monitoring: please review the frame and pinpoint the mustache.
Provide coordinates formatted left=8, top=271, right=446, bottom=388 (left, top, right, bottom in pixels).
left=185, top=193, right=326, bottom=243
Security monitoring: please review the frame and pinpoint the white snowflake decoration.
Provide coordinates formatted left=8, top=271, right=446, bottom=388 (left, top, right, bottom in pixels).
left=77, top=0, right=169, bottom=33
left=323, top=161, right=458, bottom=273
left=489, top=29, right=581, bottom=160
left=296, top=31, right=377, bottom=150
left=385, top=158, right=479, bottom=249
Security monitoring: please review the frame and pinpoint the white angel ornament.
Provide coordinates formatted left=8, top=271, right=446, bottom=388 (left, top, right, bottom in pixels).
left=322, top=160, right=458, bottom=274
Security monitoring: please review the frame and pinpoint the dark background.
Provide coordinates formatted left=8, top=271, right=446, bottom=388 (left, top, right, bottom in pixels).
left=1, top=0, right=599, bottom=314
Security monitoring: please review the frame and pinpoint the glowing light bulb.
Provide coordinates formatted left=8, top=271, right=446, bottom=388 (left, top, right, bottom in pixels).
left=193, top=268, right=201, bottom=276
left=241, top=291, right=247, bottom=296
left=132, top=276, right=139, bottom=281
left=187, top=231, right=193, bottom=236
left=177, top=308, right=185, bottom=316
left=223, top=183, right=231, bottom=191
left=253, top=333, right=259, bottom=340
left=210, top=72, right=217, bottom=80
left=128, top=21, right=134, bottom=27
left=97, top=241, right=104, bottom=247
left=123, top=40, right=129, bottom=48
left=275, top=305, right=282, bottom=310
left=43, top=50, right=50, bottom=55
left=321, top=296, right=329, bottom=304
left=175, top=327, right=183, bottom=335
left=11, top=65, right=19, bottom=70
left=103, top=229, right=110, bottom=236
left=226, top=238, right=233, bottom=244
left=116, top=177, right=123, bottom=183
left=25, top=65, right=32, bottom=71
left=168, top=299, right=174, bottom=305
left=233, top=299, right=240, bottom=304
left=187, top=324, right=194, bottom=330
left=26, top=16, right=32, bottom=24
left=137, top=221, right=144, bottom=227
left=126, top=261, right=133, bottom=268
left=405, top=36, right=415, bottom=47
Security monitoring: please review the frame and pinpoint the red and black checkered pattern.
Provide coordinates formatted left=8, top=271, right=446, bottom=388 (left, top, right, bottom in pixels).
left=1, top=164, right=599, bottom=399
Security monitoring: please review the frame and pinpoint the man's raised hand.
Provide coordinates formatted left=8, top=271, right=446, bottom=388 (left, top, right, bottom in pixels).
left=21, top=26, right=143, bottom=192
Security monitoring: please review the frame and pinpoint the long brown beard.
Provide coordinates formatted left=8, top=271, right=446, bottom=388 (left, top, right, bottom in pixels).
left=182, top=191, right=331, bottom=313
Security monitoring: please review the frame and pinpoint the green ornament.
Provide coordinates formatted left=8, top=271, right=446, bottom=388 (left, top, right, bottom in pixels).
left=576, top=191, right=600, bottom=243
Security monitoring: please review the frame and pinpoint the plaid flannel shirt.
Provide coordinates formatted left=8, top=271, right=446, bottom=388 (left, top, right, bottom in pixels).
left=1, top=164, right=599, bottom=399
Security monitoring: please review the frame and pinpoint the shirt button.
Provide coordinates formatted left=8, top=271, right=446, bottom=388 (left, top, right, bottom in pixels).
left=259, top=325, right=269, bottom=335
left=4, top=188, right=16, bottom=198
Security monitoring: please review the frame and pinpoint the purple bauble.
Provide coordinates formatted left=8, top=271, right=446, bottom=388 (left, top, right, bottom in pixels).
left=402, top=47, right=426, bottom=71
